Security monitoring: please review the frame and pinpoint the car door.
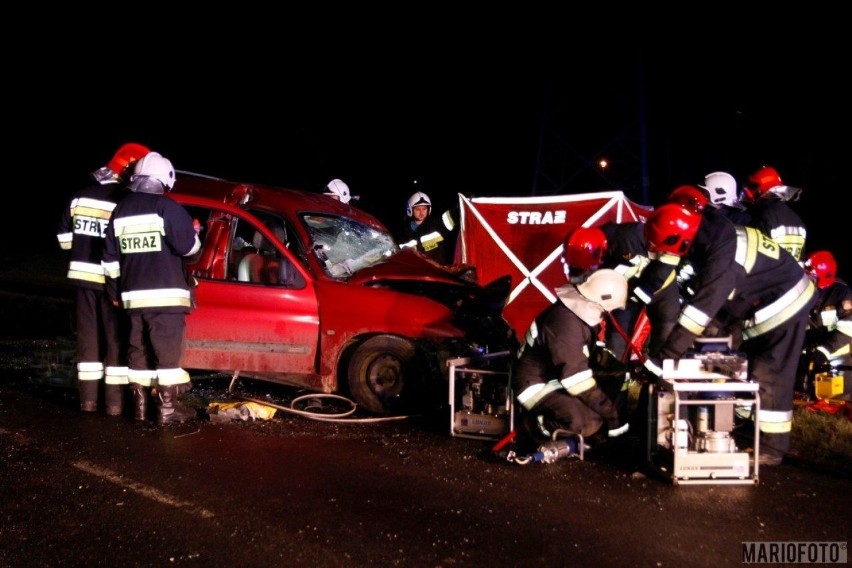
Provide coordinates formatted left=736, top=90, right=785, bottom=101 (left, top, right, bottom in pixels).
left=180, top=201, right=320, bottom=379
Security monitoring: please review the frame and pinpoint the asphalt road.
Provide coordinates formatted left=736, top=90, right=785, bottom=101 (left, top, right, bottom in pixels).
left=1, top=366, right=849, bottom=568
left=1, top=253, right=849, bottom=566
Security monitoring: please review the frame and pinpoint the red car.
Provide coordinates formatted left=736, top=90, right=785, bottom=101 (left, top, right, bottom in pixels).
left=171, top=172, right=515, bottom=414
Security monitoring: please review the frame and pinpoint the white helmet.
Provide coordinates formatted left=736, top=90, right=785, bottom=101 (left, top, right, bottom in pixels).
left=406, top=191, right=432, bottom=217
left=131, top=152, right=175, bottom=190
left=324, top=179, right=352, bottom=204
left=699, top=171, right=738, bottom=208
left=576, top=269, right=627, bottom=312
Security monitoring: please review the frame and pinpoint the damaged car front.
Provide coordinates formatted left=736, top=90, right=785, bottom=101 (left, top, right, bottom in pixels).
left=173, top=172, right=517, bottom=415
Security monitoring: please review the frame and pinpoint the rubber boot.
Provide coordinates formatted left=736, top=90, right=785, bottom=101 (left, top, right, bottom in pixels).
left=130, top=384, right=149, bottom=421
left=756, top=431, right=789, bottom=467
left=78, top=380, right=99, bottom=412
left=157, top=385, right=196, bottom=425
left=105, top=385, right=124, bottom=417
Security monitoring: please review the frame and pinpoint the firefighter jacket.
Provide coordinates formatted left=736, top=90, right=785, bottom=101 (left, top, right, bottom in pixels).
left=395, top=209, right=457, bottom=265
left=56, top=180, right=126, bottom=290
left=513, top=284, right=613, bottom=410
left=641, top=209, right=816, bottom=359
left=807, top=278, right=852, bottom=365
left=746, top=198, right=807, bottom=261
left=637, top=210, right=815, bottom=360
left=103, top=192, right=201, bottom=312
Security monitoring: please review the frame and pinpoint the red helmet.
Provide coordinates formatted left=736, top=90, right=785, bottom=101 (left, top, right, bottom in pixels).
left=644, top=203, right=700, bottom=257
left=742, top=165, right=783, bottom=203
left=563, top=226, right=608, bottom=274
left=805, top=250, right=837, bottom=289
left=107, top=142, right=151, bottom=176
left=668, top=184, right=709, bottom=212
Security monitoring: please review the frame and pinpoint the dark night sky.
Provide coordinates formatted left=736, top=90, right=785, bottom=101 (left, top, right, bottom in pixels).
left=13, top=27, right=848, bottom=277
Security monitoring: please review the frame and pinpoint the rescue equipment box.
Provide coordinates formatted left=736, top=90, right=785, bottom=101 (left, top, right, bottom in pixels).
left=447, top=352, right=513, bottom=440
left=647, top=355, right=760, bottom=486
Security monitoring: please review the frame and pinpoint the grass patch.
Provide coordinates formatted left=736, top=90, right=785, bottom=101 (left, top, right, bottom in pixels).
left=790, top=404, right=852, bottom=475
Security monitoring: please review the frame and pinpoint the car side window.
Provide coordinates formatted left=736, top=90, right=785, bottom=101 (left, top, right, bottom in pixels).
left=230, top=216, right=305, bottom=288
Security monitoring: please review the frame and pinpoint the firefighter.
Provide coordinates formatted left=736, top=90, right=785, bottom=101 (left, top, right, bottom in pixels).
left=322, top=178, right=358, bottom=204
left=741, top=165, right=807, bottom=262
left=640, top=202, right=816, bottom=465
left=562, top=225, right=608, bottom=284
left=512, top=264, right=630, bottom=445
left=56, top=142, right=150, bottom=414
left=103, top=152, right=201, bottom=424
left=394, top=191, right=458, bottom=265
left=698, top=171, right=751, bottom=225
left=802, top=250, right=852, bottom=401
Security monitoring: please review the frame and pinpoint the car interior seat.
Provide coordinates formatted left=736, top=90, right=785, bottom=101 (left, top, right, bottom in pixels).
left=237, top=230, right=272, bottom=283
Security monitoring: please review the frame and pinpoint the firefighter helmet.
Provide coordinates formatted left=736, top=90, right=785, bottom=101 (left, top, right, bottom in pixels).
left=700, top=171, right=738, bottom=208
left=406, top=191, right=432, bottom=217
left=107, top=143, right=150, bottom=177
left=644, top=203, right=701, bottom=257
left=742, top=165, right=801, bottom=203
left=577, top=268, right=627, bottom=312
left=324, top=179, right=352, bottom=204
left=563, top=226, right=608, bottom=274
left=131, top=152, right=176, bottom=190
left=668, top=185, right=708, bottom=212
left=805, top=250, right=837, bottom=289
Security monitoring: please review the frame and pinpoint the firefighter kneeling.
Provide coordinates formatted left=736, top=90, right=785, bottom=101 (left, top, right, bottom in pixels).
left=512, top=267, right=630, bottom=447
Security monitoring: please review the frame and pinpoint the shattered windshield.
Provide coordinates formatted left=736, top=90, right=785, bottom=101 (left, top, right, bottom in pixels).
left=302, top=214, right=399, bottom=278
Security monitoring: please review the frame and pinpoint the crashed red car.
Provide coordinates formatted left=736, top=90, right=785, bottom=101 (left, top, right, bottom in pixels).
left=171, top=172, right=515, bottom=414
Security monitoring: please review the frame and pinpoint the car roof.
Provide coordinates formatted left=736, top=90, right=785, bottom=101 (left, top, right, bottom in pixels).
left=172, top=170, right=387, bottom=232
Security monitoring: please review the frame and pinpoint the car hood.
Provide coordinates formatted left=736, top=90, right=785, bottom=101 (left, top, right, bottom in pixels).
left=348, top=248, right=469, bottom=286
left=349, top=249, right=514, bottom=345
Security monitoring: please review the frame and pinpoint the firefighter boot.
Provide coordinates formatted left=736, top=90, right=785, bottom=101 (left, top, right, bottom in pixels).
left=130, top=384, right=150, bottom=421
left=756, top=431, right=789, bottom=467
left=105, top=384, right=124, bottom=416
left=157, top=385, right=196, bottom=425
left=78, top=380, right=99, bottom=412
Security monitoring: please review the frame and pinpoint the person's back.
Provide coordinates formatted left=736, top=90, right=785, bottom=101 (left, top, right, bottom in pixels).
left=513, top=268, right=630, bottom=443
left=104, top=152, right=201, bottom=425
left=56, top=142, right=150, bottom=415
left=642, top=201, right=816, bottom=465
left=742, top=165, right=806, bottom=261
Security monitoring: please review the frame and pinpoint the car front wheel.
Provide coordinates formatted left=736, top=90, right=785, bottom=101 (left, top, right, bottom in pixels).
left=347, top=335, right=425, bottom=415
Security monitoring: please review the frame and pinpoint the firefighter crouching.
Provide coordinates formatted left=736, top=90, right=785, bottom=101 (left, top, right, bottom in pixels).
left=512, top=262, right=631, bottom=446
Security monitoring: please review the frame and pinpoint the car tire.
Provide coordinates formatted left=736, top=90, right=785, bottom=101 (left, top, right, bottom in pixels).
left=347, top=335, right=424, bottom=415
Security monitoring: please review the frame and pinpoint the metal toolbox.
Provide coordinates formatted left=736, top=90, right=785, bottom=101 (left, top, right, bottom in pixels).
left=447, top=352, right=513, bottom=440
left=648, top=356, right=760, bottom=485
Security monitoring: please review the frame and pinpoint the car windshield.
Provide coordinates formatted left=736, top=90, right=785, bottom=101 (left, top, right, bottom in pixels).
left=302, top=213, right=398, bottom=279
